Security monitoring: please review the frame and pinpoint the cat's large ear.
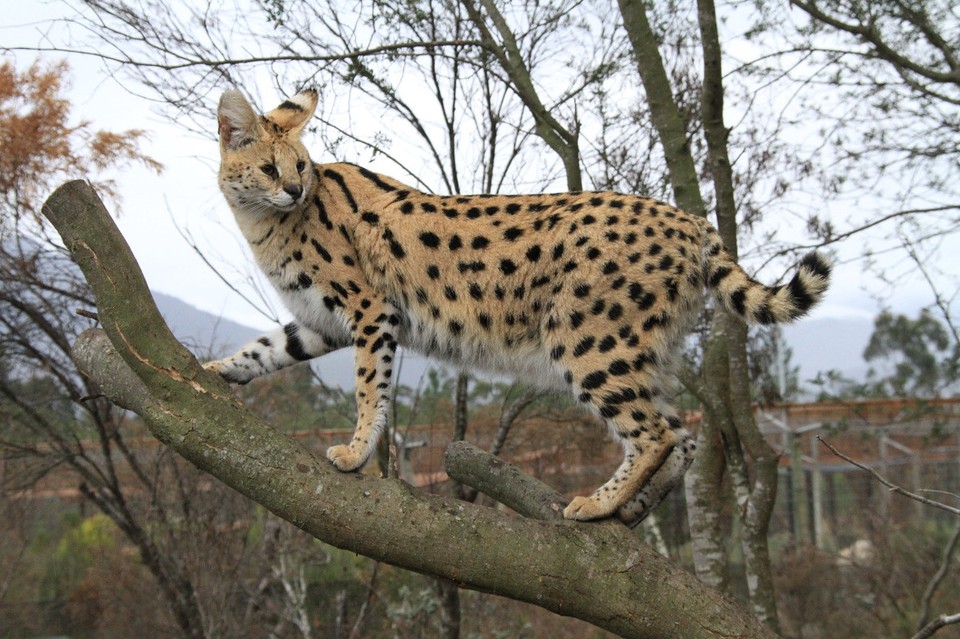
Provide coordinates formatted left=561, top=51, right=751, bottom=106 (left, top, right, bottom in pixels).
left=218, top=90, right=261, bottom=151
left=264, top=89, right=318, bottom=136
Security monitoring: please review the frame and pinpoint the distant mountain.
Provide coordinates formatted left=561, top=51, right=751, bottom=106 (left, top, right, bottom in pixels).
left=154, top=292, right=875, bottom=394
left=153, top=292, right=262, bottom=359
left=152, top=292, right=360, bottom=388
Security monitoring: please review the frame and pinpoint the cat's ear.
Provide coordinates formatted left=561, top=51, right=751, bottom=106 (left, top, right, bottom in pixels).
left=218, top=90, right=262, bottom=151
left=264, top=89, right=318, bottom=136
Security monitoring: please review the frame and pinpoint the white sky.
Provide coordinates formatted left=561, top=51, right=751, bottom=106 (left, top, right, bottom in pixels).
left=4, top=1, right=955, bottom=336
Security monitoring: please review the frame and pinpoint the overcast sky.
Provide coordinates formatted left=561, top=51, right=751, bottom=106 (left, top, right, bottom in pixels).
left=5, top=1, right=956, bottom=336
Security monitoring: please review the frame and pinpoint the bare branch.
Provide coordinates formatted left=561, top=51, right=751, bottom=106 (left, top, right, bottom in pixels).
left=818, top=436, right=960, bottom=517
left=6, top=39, right=486, bottom=72
left=912, top=612, right=960, bottom=639
left=916, top=522, right=960, bottom=633
left=789, top=1, right=960, bottom=86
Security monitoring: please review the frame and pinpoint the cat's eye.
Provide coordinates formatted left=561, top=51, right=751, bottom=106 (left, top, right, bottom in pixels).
left=261, top=164, right=279, bottom=178
left=296, top=160, right=306, bottom=173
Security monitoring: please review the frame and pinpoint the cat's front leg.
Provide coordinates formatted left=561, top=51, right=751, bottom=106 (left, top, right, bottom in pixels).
left=204, top=322, right=345, bottom=384
left=326, top=300, right=399, bottom=472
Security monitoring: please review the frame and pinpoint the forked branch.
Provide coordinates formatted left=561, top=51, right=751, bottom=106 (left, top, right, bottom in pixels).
left=43, top=179, right=776, bottom=639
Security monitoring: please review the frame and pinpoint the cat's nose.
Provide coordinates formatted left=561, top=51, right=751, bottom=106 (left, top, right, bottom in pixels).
left=283, top=184, right=303, bottom=200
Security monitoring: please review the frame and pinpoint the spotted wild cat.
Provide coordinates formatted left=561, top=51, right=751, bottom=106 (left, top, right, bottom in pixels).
left=204, top=89, right=831, bottom=523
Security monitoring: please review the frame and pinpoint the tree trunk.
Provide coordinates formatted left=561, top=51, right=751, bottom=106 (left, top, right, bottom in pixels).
left=435, top=578, right=461, bottom=639
left=617, top=0, right=783, bottom=629
left=616, top=0, right=706, bottom=218
left=697, top=0, right=781, bottom=622
left=44, top=180, right=777, bottom=639
left=682, top=419, right=728, bottom=591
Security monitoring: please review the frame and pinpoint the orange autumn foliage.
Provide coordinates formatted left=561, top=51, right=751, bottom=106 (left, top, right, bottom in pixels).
left=0, top=59, right=161, bottom=227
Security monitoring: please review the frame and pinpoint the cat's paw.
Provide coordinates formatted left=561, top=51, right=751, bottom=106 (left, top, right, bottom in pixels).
left=203, top=359, right=253, bottom=384
left=326, top=444, right=366, bottom=472
left=203, top=360, right=227, bottom=375
left=563, top=495, right=617, bottom=521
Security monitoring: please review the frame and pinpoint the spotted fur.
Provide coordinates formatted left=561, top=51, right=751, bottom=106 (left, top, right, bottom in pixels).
left=205, top=90, right=831, bottom=523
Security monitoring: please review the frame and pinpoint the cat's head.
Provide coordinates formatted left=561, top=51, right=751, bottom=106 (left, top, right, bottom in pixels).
left=216, top=89, right=318, bottom=214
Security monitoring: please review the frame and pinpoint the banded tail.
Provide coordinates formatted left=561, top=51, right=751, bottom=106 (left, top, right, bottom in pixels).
left=704, top=240, right=831, bottom=325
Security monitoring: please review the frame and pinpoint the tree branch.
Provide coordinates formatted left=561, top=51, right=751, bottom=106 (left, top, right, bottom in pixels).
left=912, top=612, right=960, bottom=639
left=43, top=179, right=776, bottom=639
left=789, top=1, right=960, bottom=86
left=461, top=0, right=583, bottom=190
left=7, top=40, right=485, bottom=72
left=444, top=441, right=565, bottom=521
left=916, top=521, right=960, bottom=633
left=817, top=437, right=960, bottom=517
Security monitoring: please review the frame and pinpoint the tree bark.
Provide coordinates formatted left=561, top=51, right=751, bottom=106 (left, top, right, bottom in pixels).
left=696, top=0, right=781, bottom=626
left=617, top=0, right=706, bottom=218
left=44, top=180, right=777, bottom=639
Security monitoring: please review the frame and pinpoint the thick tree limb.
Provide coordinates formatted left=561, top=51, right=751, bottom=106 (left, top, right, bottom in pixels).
left=44, top=180, right=776, bottom=639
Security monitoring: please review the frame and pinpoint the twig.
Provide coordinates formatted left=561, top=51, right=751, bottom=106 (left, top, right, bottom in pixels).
left=916, top=522, right=960, bottom=632
left=76, top=308, right=99, bottom=321
left=817, top=437, right=960, bottom=517
left=911, top=613, right=960, bottom=639
left=7, top=40, right=486, bottom=72
left=348, top=561, right=380, bottom=639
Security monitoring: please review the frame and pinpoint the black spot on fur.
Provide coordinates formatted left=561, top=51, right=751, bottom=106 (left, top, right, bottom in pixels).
left=709, top=266, right=732, bottom=287
left=598, top=336, right=617, bottom=353
left=283, top=323, right=312, bottom=361
left=311, top=239, right=332, bottom=263
left=731, top=288, right=747, bottom=315
left=504, top=227, right=523, bottom=241
left=573, top=336, right=595, bottom=357
left=581, top=370, right=608, bottom=390
left=608, top=359, right=630, bottom=376
left=419, top=231, right=440, bottom=248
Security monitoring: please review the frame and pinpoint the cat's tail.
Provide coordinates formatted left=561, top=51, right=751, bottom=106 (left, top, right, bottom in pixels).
left=702, top=231, right=831, bottom=325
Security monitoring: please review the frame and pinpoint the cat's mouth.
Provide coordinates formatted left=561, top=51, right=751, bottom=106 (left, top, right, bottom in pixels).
left=271, top=195, right=302, bottom=212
